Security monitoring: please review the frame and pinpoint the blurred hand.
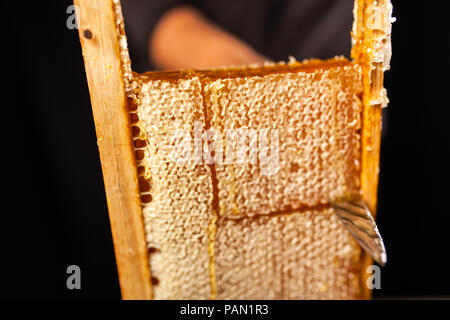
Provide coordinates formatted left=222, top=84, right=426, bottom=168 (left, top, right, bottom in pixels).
left=150, top=5, right=267, bottom=70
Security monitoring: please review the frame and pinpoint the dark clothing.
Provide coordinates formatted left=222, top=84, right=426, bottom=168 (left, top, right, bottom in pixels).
left=122, top=0, right=354, bottom=72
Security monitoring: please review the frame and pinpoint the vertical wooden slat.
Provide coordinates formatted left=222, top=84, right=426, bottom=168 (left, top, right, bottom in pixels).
left=74, top=0, right=152, bottom=299
left=353, top=0, right=392, bottom=300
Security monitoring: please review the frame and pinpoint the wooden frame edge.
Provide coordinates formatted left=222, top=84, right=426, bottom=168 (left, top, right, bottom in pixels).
left=354, top=0, right=392, bottom=300
left=74, top=0, right=152, bottom=299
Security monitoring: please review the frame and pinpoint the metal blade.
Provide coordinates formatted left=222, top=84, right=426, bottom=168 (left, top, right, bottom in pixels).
left=331, top=198, right=387, bottom=266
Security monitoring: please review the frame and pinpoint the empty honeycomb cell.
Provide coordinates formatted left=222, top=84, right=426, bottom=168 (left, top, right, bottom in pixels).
left=141, top=194, right=152, bottom=203
left=129, top=112, right=139, bottom=123
left=134, top=139, right=147, bottom=148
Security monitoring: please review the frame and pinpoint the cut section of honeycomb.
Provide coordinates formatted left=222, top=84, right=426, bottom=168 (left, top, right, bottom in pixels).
left=215, top=208, right=361, bottom=300
left=134, top=77, right=214, bottom=299
left=204, top=60, right=363, bottom=218
left=132, top=58, right=364, bottom=299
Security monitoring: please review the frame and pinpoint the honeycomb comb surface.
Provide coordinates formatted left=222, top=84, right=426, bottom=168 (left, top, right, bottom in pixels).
left=215, top=208, right=361, bottom=299
left=135, top=77, right=214, bottom=299
left=132, top=59, right=364, bottom=299
left=205, top=62, right=363, bottom=218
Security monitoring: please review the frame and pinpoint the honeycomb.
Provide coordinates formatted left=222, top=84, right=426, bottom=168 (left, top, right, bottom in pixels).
left=108, top=0, right=393, bottom=300
left=204, top=60, right=363, bottom=218
left=132, top=77, right=214, bottom=299
left=131, top=59, right=364, bottom=299
left=215, top=208, right=361, bottom=300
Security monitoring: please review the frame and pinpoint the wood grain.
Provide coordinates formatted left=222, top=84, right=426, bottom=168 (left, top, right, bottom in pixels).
left=74, top=0, right=152, bottom=299
left=353, top=0, right=390, bottom=300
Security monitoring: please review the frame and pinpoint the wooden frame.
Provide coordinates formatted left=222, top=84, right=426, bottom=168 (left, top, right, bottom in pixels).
left=75, top=0, right=390, bottom=300
left=74, top=0, right=152, bottom=299
left=353, top=0, right=392, bottom=300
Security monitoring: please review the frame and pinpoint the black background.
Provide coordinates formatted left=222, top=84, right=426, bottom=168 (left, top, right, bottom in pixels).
left=4, top=1, right=450, bottom=299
